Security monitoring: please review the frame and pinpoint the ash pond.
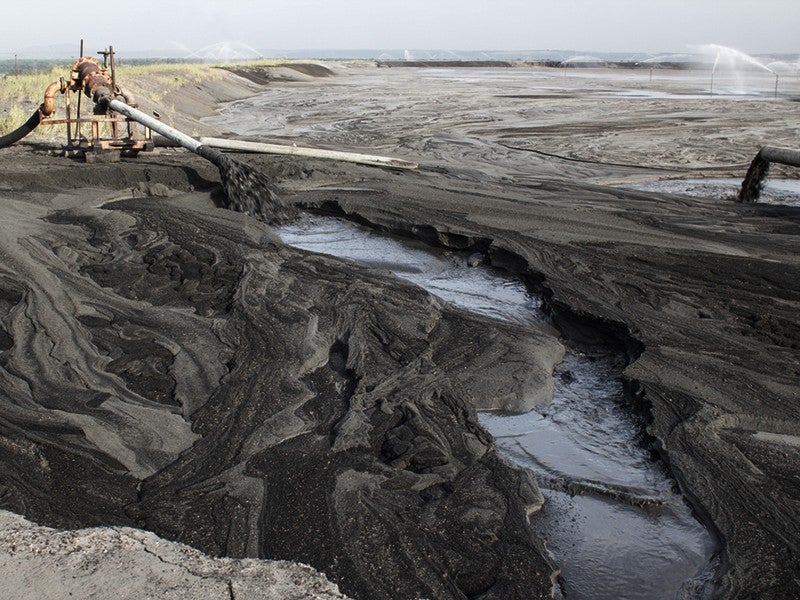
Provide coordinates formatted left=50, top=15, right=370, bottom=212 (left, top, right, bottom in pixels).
left=276, top=215, right=717, bottom=599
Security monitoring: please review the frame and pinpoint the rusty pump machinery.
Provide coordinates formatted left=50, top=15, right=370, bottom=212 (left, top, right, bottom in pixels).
left=0, top=44, right=420, bottom=172
left=0, top=45, right=155, bottom=159
left=1, top=43, right=216, bottom=161
left=0, top=43, right=292, bottom=224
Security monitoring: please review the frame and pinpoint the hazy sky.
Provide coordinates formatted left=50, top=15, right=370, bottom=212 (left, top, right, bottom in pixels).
left=1, top=0, right=798, bottom=56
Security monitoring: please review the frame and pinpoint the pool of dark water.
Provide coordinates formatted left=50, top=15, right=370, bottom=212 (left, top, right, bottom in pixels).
left=276, top=214, right=717, bottom=599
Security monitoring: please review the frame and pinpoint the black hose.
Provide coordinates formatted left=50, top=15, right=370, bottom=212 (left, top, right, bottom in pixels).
left=0, top=109, right=42, bottom=149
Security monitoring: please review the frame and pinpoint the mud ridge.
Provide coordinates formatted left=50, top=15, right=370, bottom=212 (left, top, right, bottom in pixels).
left=0, top=160, right=564, bottom=599
left=301, top=198, right=703, bottom=501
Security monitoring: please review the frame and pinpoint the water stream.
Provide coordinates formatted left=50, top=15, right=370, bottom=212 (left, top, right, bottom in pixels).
left=276, top=214, right=717, bottom=599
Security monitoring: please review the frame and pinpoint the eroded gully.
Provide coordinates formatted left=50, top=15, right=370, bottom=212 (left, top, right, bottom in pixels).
left=275, top=213, right=718, bottom=600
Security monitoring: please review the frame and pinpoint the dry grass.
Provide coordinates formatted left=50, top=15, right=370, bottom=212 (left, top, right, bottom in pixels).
left=0, top=66, right=69, bottom=106
left=0, top=62, right=230, bottom=138
left=0, top=59, right=323, bottom=139
left=0, top=105, right=28, bottom=137
left=117, top=62, right=226, bottom=91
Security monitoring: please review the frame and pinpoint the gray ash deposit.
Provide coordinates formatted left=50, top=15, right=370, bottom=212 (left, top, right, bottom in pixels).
left=277, top=214, right=717, bottom=598
left=0, top=153, right=560, bottom=599
left=1, top=62, right=799, bottom=600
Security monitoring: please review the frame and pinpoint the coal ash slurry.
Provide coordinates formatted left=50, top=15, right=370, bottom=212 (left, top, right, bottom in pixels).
left=197, top=145, right=298, bottom=224
left=278, top=216, right=543, bottom=326
left=622, top=177, right=800, bottom=207
left=276, top=214, right=717, bottom=600
left=738, top=153, right=771, bottom=202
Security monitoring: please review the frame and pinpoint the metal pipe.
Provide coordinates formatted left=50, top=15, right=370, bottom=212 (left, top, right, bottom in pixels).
left=2, top=55, right=201, bottom=156
left=758, top=146, right=800, bottom=167
left=41, top=81, right=63, bottom=118
left=69, top=56, right=207, bottom=157
left=107, top=99, right=202, bottom=153
left=1, top=55, right=287, bottom=224
left=199, top=136, right=419, bottom=170
left=738, top=146, right=800, bottom=202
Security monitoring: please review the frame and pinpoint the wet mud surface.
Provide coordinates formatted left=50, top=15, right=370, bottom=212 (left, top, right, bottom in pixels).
left=0, top=151, right=560, bottom=600
left=277, top=215, right=716, bottom=598
left=622, top=177, right=800, bottom=207
left=1, top=65, right=799, bottom=599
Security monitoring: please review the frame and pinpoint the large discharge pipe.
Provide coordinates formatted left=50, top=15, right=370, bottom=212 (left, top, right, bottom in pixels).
left=106, top=98, right=200, bottom=153
left=106, top=97, right=294, bottom=223
left=738, top=146, right=800, bottom=203
left=0, top=110, right=43, bottom=149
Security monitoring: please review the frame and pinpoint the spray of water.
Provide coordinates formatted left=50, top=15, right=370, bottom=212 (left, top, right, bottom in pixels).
left=711, top=52, right=721, bottom=74
left=700, top=43, right=775, bottom=74
left=184, top=41, right=264, bottom=62
left=766, top=60, right=800, bottom=74
left=697, top=44, right=778, bottom=97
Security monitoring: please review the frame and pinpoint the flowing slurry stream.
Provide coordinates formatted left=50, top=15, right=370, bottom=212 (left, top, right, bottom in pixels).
left=276, top=214, right=717, bottom=599
left=623, top=177, right=800, bottom=206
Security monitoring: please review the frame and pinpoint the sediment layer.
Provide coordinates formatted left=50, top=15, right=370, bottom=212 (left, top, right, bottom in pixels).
left=0, top=150, right=560, bottom=599
left=1, top=63, right=799, bottom=599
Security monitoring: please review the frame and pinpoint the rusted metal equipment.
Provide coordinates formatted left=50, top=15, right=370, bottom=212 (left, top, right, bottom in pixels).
left=738, top=146, right=800, bottom=202
left=1, top=43, right=289, bottom=223
left=41, top=44, right=154, bottom=160
left=0, top=42, right=154, bottom=160
left=69, top=51, right=291, bottom=222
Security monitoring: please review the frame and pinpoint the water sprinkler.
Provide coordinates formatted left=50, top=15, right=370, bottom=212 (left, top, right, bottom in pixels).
left=709, top=52, right=720, bottom=97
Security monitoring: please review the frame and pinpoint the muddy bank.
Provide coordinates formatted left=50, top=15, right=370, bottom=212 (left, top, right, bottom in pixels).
left=203, top=63, right=799, bottom=595
left=0, top=63, right=799, bottom=599
left=378, top=60, right=518, bottom=68
left=225, top=63, right=336, bottom=85
left=0, top=146, right=560, bottom=599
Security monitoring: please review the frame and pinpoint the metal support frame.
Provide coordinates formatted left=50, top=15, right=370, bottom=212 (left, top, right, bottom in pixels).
left=36, top=41, right=155, bottom=160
